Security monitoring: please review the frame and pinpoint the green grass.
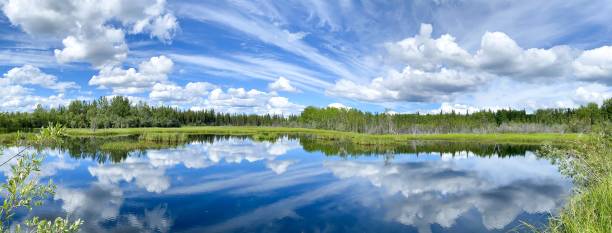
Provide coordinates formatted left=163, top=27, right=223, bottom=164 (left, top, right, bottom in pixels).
left=138, top=132, right=188, bottom=143
left=537, top=128, right=611, bottom=233
left=98, top=141, right=177, bottom=151
left=547, top=174, right=612, bottom=233
left=63, top=126, right=584, bottom=145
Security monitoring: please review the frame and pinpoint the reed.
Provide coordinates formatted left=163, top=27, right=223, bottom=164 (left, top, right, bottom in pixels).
left=138, top=132, right=188, bottom=143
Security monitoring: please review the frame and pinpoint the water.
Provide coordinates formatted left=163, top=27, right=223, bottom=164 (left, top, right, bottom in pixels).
left=1, top=136, right=572, bottom=233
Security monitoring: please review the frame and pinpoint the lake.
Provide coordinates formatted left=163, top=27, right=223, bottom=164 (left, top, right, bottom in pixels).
left=1, top=135, right=572, bottom=233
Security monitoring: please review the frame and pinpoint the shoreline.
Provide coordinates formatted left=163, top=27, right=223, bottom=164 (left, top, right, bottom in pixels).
left=62, top=126, right=585, bottom=145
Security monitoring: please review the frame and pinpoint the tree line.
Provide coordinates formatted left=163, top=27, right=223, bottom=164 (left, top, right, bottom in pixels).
left=1, top=96, right=610, bottom=134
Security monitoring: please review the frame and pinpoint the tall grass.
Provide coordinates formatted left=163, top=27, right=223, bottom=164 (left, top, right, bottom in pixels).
left=539, top=126, right=611, bottom=233
left=547, top=175, right=611, bottom=233
left=138, top=132, right=188, bottom=143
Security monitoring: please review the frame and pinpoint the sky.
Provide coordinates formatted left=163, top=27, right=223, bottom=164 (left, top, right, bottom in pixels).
left=0, top=0, right=611, bottom=115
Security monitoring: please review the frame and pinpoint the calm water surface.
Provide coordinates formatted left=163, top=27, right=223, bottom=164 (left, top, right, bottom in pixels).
left=2, top=136, right=572, bottom=233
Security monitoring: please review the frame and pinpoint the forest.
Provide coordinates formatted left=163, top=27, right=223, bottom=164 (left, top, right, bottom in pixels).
left=1, top=96, right=610, bottom=134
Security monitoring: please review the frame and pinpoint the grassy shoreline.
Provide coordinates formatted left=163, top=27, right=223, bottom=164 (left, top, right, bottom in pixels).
left=62, top=126, right=585, bottom=145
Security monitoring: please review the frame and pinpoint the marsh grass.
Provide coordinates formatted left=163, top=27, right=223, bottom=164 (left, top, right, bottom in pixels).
left=547, top=175, right=612, bottom=233
left=138, top=132, right=188, bottom=143
left=537, top=126, right=611, bottom=233
left=251, top=132, right=280, bottom=142
left=63, top=126, right=583, bottom=145
left=99, top=140, right=178, bottom=151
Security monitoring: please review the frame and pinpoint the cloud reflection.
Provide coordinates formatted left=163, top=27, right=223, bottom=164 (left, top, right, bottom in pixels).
left=0, top=147, right=79, bottom=178
left=87, top=137, right=301, bottom=193
left=54, top=182, right=172, bottom=233
left=324, top=153, right=571, bottom=233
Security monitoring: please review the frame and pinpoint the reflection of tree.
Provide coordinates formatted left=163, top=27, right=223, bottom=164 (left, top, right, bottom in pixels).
left=52, top=135, right=259, bottom=164
left=52, top=135, right=539, bottom=165
left=299, top=136, right=538, bottom=157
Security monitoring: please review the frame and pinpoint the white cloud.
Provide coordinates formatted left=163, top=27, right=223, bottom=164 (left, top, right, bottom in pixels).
left=284, top=30, right=309, bottom=42
left=329, top=23, right=612, bottom=106
left=573, top=46, right=612, bottom=83
left=385, top=23, right=474, bottom=71
left=0, top=65, right=78, bottom=112
left=170, top=53, right=332, bottom=93
left=89, top=55, right=174, bottom=94
left=54, top=28, right=128, bottom=67
left=2, top=65, right=79, bottom=92
left=573, top=83, right=612, bottom=104
left=204, top=88, right=304, bottom=115
left=149, top=81, right=217, bottom=103
left=475, top=31, right=573, bottom=80
left=176, top=3, right=362, bottom=82
left=450, top=79, right=612, bottom=112
left=268, top=76, right=298, bottom=92
left=435, top=102, right=482, bottom=114
left=327, top=103, right=351, bottom=109
left=147, top=81, right=303, bottom=115
left=328, top=67, right=487, bottom=102
left=2, top=0, right=178, bottom=67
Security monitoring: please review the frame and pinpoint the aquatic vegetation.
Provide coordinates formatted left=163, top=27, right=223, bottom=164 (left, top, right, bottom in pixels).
left=251, top=132, right=280, bottom=142
left=138, top=132, right=188, bottom=143
left=538, top=126, right=611, bottom=233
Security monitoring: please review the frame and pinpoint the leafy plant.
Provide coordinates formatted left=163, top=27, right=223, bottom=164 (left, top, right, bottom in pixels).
left=0, top=124, right=82, bottom=233
left=537, top=124, right=611, bottom=233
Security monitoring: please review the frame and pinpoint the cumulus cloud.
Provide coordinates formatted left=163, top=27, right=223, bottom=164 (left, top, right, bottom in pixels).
left=2, top=65, right=79, bottom=91
left=450, top=79, right=612, bottom=112
left=205, top=88, right=304, bottom=115
left=2, top=0, right=178, bottom=67
left=327, top=67, right=487, bottom=102
left=435, top=102, right=482, bottom=114
left=0, top=65, right=78, bottom=112
left=573, top=46, right=612, bottom=83
left=475, top=32, right=573, bottom=80
left=327, top=103, right=352, bottom=109
left=385, top=23, right=474, bottom=71
left=89, top=55, right=174, bottom=94
left=329, top=23, right=612, bottom=105
left=148, top=81, right=304, bottom=115
left=268, top=76, right=299, bottom=92
left=573, top=83, right=612, bottom=104
left=149, top=82, right=217, bottom=103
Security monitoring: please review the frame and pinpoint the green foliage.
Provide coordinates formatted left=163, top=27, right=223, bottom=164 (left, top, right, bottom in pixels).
left=1, top=97, right=611, bottom=134
left=547, top=175, right=611, bottom=233
left=0, top=124, right=82, bottom=233
left=537, top=125, right=611, bottom=233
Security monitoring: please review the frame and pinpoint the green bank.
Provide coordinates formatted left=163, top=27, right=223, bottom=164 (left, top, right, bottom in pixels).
left=62, top=126, right=585, bottom=145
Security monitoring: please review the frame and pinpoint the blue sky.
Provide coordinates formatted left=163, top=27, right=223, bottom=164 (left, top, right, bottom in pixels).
left=0, top=0, right=611, bottom=114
